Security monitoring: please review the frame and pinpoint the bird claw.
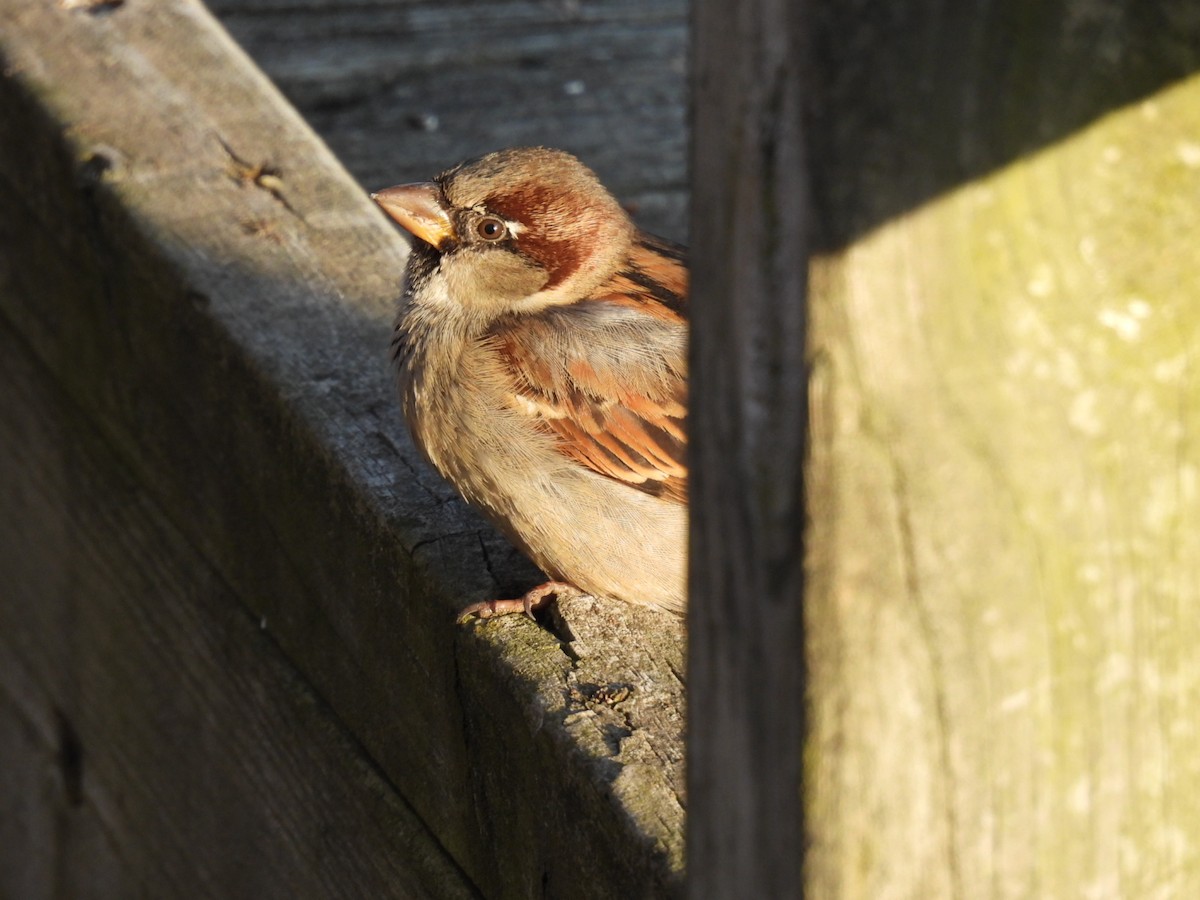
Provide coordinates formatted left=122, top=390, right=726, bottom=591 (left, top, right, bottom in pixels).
left=456, top=581, right=574, bottom=624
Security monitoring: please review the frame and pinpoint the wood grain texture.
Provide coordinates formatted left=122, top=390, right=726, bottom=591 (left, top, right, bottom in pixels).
left=689, top=0, right=1200, bottom=896
left=803, top=2, right=1200, bottom=897
left=0, top=320, right=477, bottom=900
left=0, top=1, right=685, bottom=895
left=688, top=0, right=809, bottom=897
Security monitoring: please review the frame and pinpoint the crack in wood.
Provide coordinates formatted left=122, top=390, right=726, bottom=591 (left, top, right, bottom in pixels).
left=889, top=455, right=965, bottom=900
left=214, top=133, right=303, bottom=220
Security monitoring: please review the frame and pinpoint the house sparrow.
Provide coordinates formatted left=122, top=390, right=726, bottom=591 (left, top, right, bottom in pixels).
left=373, top=148, right=687, bottom=619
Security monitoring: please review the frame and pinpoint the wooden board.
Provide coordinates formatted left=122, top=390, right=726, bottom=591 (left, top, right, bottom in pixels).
left=0, top=318, right=477, bottom=900
left=688, top=0, right=1200, bottom=896
left=687, top=0, right=808, bottom=896
left=802, top=3, right=1200, bottom=894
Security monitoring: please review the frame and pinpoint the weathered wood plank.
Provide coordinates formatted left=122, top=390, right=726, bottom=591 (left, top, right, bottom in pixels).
left=687, top=0, right=809, bottom=897
left=688, top=0, right=1200, bottom=894
left=0, top=1, right=685, bottom=895
left=803, top=3, right=1200, bottom=895
left=0, top=318, right=478, bottom=900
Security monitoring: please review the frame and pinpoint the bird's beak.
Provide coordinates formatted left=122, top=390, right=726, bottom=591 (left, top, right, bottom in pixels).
left=372, top=183, right=454, bottom=249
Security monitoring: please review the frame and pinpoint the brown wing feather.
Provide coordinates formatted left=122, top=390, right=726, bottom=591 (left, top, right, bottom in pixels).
left=491, top=231, right=689, bottom=503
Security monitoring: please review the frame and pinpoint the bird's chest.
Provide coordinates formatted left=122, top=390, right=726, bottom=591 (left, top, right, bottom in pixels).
left=397, top=338, right=553, bottom=508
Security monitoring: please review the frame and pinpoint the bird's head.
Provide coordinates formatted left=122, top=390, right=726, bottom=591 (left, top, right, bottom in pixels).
left=373, top=147, right=635, bottom=317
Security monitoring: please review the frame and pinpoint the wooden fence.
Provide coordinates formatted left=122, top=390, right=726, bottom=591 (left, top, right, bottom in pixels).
left=2, top=0, right=1198, bottom=897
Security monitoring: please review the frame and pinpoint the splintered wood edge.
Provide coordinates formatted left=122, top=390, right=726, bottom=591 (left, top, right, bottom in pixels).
left=0, top=0, right=685, bottom=894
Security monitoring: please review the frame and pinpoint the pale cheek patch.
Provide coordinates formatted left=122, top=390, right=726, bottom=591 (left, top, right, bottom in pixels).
left=443, top=250, right=547, bottom=310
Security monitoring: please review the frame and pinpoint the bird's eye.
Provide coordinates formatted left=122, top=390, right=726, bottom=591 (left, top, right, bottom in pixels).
left=474, top=216, right=508, bottom=242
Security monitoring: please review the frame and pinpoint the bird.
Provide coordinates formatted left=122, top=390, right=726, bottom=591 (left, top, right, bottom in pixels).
left=373, top=147, right=687, bottom=620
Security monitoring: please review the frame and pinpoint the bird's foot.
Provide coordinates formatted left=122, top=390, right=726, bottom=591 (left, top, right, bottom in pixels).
left=456, top=581, right=574, bottom=624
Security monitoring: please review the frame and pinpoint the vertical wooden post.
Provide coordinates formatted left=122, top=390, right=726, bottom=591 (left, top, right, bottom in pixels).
left=688, top=0, right=810, bottom=896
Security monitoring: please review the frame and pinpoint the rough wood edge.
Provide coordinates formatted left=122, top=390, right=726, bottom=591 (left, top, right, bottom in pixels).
left=687, top=0, right=809, bottom=896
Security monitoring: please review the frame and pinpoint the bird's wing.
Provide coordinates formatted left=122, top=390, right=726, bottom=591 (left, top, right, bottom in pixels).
left=489, top=234, right=689, bottom=503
